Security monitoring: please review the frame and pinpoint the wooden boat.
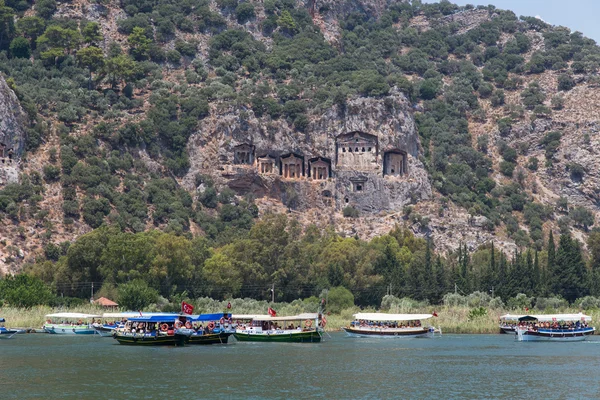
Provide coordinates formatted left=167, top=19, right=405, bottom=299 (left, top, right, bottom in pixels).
left=343, top=313, right=439, bottom=338
left=176, top=313, right=234, bottom=345
left=499, top=314, right=523, bottom=334
left=516, top=313, right=596, bottom=342
left=113, top=314, right=186, bottom=346
left=233, top=313, right=323, bottom=343
left=0, top=318, right=23, bottom=339
left=43, top=313, right=101, bottom=335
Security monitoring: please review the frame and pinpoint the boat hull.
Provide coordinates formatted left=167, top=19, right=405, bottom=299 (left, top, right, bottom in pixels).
left=93, top=325, right=117, bottom=337
left=234, top=330, right=321, bottom=343
left=0, top=329, right=21, bottom=339
left=43, top=324, right=97, bottom=335
left=342, top=326, right=432, bottom=338
left=517, top=327, right=596, bottom=342
left=184, top=332, right=232, bottom=345
left=500, top=326, right=516, bottom=334
left=114, top=332, right=185, bottom=346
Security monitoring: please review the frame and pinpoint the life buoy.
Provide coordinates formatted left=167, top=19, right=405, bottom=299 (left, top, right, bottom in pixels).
left=305, top=319, right=313, bottom=328
left=185, top=321, right=192, bottom=329
left=160, top=323, right=169, bottom=332
left=207, top=322, right=215, bottom=330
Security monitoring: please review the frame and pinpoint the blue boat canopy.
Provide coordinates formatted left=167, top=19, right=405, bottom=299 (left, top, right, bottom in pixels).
left=0, top=318, right=5, bottom=322
left=127, top=314, right=179, bottom=323
left=188, top=313, right=231, bottom=322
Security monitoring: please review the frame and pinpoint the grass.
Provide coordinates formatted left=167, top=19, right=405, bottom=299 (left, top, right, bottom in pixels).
left=3, top=305, right=600, bottom=334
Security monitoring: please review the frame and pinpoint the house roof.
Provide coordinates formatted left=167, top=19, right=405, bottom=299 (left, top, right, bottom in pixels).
left=94, top=297, right=119, bottom=307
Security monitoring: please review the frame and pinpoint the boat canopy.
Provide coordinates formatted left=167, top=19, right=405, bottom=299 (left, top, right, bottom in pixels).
left=499, top=314, right=524, bottom=321
left=0, top=318, right=5, bottom=322
left=232, top=313, right=320, bottom=322
left=126, top=315, right=180, bottom=323
left=353, top=313, right=433, bottom=321
left=518, top=313, right=592, bottom=322
left=102, top=312, right=176, bottom=319
left=188, top=313, right=231, bottom=322
left=45, top=313, right=101, bottom=319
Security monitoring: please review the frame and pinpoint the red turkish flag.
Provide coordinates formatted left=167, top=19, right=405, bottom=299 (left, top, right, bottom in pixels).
left=182, top=301, right=194, bottom=315
left=268, top=307, right=276, bottom=317
left=432, top=311, right=438, bottom=317
left=227, top=302, right=232, bottom=309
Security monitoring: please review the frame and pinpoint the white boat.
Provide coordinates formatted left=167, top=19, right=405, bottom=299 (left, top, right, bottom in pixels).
left=515, top=313, right=595, bottom=342
left=0, top=318, right=23, bottom=339
left=43, top=313, right=101, bottom=335
left=233, top=313, right=323, bottom=343
left=343, top=313, right=439, bottom=338
left=499, top=314, right=523, bottom=334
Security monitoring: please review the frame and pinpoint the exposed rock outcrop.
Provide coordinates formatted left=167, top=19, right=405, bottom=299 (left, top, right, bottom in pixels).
left=0, top=75, right=28, bottom=185
left=185, top=88, right=431, bottom=213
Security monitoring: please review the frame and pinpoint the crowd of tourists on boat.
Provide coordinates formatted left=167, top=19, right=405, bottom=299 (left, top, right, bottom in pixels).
left=517, top=320, right=590, bottom=332
left=350, top=319, right=422, bottom=329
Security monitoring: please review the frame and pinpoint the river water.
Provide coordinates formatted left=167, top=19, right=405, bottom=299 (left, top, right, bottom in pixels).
left=2, top=333, right=600, bottom=399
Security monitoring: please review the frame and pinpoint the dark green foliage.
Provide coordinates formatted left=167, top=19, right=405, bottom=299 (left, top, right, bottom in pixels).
left=0, top=274, right=55, bottom=307
left=540, top=131, right=561, bottom=160
left=43, top=165, right=60, bottom=182
left=235, top=2, right=255, bottom=24
left=117, top=279, right=159, bottom=310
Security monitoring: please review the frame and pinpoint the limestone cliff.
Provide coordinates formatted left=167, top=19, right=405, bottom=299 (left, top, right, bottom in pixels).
left=0, top=75, right=27, bottom=185
left=185, top=88, right=431, bottom=213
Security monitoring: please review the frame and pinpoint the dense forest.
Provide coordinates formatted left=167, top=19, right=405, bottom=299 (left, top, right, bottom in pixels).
left=1, top=0, right=600, bottom=308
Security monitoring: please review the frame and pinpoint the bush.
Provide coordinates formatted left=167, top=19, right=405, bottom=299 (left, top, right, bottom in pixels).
left=534, top=296, right=568, bottom=311
left=499, top=161, right=515, bottom=177
left=43, top=165, right=61, bottom=182
left=0, top=274, right=55, bottom=307
left=507, top=293, right=533, bottom=310
left=342, top=206, right=359, bottom=218
left=467, top=306, right=487, bottom=320
left=557, top=73, right=575, bottom=91
left=117, top=279, right=159, bottom=310
left=325, top=286, right=354, bottom=314
left=235, top=2, right=255, bottom=24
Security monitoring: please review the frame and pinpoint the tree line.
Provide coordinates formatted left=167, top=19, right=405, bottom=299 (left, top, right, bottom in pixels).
left=3, top=214, right=598, bottom=308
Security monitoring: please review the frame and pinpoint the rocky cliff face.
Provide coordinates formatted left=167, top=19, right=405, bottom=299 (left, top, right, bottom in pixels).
left=0, top=75, right=27, bottom=185
left=185, top=88, right=431, bottom=213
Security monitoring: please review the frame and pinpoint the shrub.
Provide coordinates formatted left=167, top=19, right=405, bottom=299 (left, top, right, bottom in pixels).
left=557, top=73, right=575, bottom=91
left=527, top=157, right=539, bottom=171
left=507, top=293, right=533, bottom=310
left=43, top=165, right=61, bottom=182
left=342, top=206, right=359, bottom=218
left=325, top=286, right=354, bottom=314
left=117, top=279, right=159, bottom=310
left=567, top=162, right=585, bottom=180
left=235, top=2, right=255, bottom=24
left=499, top=161, right=515, bottom=177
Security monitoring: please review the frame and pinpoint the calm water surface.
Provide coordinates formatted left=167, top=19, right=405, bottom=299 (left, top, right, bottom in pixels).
left=1, top=333, right=600, bottom=399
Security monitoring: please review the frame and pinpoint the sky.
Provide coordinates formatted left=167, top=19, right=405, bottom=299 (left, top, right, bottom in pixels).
left=424, top=0, right=600, bottom=43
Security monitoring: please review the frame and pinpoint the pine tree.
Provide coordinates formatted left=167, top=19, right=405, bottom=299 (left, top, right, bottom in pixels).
left=423, top=238, right=433, bottom=300
left=547, top=230, right=556, bottom=294
left=497, top=251, right=507, bottom=299
left=532, top=249, right=540, bottom=295
left=433, top=255, right=445, bottom=303
left=554, top=233, right=589, bottom=303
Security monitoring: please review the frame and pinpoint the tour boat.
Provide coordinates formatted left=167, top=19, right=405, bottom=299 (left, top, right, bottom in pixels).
left=176, top=313, right=234, bottom=345
left=515, top=313, right=596, bottom=342
left=233, top=313, right=323, bottom=343
left=43, top=313, right=101, bottom=335
left=342, top=313, right=439, bottom=338
left=93, top=312, right=163, bottom=337
left=499, top=314, right=523, bottom=334
left=0, top=318, right=22, bottom=339
left=113, top=314, right=186, bottom=346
